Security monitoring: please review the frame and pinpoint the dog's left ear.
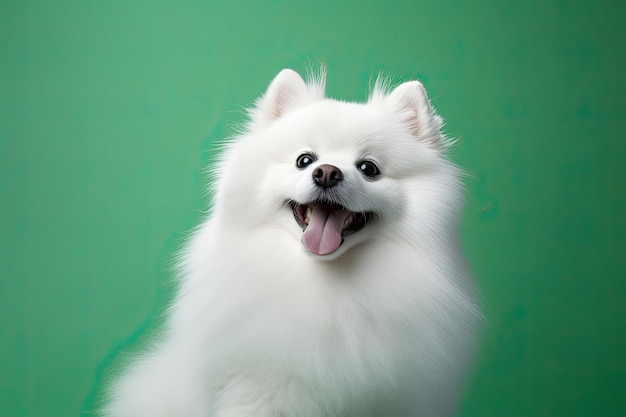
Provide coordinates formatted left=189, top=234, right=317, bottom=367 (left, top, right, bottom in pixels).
left=387, top=81, right=444, bottom=147
left=250, top=69, right=324, bottom=128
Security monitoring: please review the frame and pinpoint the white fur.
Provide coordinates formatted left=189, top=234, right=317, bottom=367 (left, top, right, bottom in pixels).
left=103, top=69, right=481, bottom=417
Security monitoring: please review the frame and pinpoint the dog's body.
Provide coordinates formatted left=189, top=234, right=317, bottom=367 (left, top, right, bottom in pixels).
left=104, top=69, right=480, bottom=417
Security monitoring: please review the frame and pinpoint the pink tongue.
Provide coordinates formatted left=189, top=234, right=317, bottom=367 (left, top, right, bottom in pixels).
left=302, top=204, right=352, bottom=255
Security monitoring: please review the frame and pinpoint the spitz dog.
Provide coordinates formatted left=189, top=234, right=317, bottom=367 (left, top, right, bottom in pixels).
left=103, top=69, right=481, bottom=417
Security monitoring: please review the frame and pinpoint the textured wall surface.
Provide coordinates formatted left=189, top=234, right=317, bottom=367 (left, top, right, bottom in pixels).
left=1, top=1, right=624, bottom=416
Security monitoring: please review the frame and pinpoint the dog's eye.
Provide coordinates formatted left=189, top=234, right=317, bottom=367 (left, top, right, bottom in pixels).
left=296, top=153, right=316, bottom=169
left=356, top=160, right=380, bottom=178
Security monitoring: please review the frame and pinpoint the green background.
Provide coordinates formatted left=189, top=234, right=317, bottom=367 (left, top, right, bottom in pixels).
left=1, top=0, right=625, bottom=416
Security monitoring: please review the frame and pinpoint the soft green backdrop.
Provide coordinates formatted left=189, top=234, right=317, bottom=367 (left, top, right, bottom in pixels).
left=1, top=1, right=624, bottom=416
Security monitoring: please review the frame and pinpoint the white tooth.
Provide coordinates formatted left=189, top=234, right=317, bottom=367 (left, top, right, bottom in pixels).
left=305, top=206, right=312, bottom=223
left=344, top=213, right=354, bottom=229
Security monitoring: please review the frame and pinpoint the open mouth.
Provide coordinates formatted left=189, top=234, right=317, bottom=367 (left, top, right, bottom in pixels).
left=290, top=201, right=374, bottom=256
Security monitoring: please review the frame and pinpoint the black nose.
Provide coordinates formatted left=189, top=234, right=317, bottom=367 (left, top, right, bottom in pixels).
left=312, top=164, right=343, bottom=188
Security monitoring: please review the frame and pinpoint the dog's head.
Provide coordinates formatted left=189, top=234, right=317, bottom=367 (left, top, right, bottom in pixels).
left=213, top=69, right=461, bottom=260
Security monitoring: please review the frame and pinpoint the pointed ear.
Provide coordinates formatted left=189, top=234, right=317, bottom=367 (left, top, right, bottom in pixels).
left=251, top=69, right=311, bottom=126
left=386, top=81, right=444, bottom=147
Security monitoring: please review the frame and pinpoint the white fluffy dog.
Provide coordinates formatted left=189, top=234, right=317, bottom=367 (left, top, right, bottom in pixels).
left=103, top=69, right=481, bottom=417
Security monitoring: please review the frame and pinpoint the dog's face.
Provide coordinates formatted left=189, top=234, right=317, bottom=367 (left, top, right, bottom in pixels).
left=260, top=100, right=420, bottom=260
left=216, top=70, right=454, bottom=260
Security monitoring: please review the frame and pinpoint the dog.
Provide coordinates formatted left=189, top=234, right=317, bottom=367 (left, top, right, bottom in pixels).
left=103, top=68, right=481, bottom=417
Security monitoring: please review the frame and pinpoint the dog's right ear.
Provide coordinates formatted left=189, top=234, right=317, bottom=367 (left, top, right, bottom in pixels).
left=249, top=69, right=324, bottom=128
